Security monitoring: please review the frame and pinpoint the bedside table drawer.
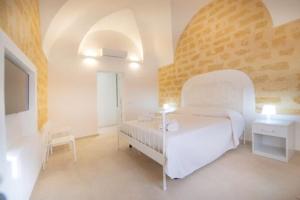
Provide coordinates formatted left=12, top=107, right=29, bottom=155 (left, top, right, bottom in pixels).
left=252, top=119, right=294, bottom=162
left=252, top=124, right=287, bottom=137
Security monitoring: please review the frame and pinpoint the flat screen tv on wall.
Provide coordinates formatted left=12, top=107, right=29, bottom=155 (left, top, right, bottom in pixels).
left=5, top=57, right=29, bottom=115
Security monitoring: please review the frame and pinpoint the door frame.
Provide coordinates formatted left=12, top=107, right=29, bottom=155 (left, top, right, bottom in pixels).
left=96, top=71, right=124, bottom=131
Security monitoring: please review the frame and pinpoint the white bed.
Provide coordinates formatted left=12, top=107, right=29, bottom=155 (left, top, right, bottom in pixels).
left=120, top=110, right=245, bottom=179
left=118, top=69, right=255, bottom=190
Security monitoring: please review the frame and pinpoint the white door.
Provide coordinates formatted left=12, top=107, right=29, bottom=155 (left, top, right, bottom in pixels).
left=97, top=72, right=121, bottom=128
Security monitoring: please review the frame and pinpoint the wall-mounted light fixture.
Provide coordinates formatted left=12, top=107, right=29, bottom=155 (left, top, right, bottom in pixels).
left=82, top=49, right=101, bottom=58
left=129, top=62, right=140, bottom=70
left=81, top=48, right=143, bottom=70
left=127, top=53, right=140, bottom=62
left=82, top=57, right=98, bottom=66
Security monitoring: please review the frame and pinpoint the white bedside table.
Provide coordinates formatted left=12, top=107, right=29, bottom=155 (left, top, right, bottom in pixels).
left=252, top=119, right=295, bottom=162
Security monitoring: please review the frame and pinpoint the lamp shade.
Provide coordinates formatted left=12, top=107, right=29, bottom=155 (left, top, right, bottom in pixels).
left=162, top=103, right=176, bottom=113
left=262, top=105, right=276, bottom=115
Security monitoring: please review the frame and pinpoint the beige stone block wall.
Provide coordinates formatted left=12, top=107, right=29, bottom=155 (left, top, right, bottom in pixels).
left=0, top=0, right=48, bottom=128
left=159, top=0, right=300, bottom=115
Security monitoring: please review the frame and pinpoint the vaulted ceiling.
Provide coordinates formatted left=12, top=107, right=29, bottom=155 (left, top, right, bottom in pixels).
left=40, top=0, right=174, bottom=67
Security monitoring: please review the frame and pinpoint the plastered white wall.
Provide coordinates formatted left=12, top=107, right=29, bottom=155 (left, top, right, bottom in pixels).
left=47, top=36, right=158, bottom=137
left=42, top=1, right=169, bottom=138
left=48, top=63, right=158, bottom=138
left=0, top=30, right=41, bottom=200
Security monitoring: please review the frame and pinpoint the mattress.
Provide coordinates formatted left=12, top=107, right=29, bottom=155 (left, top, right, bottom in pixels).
left=120, top=112, right=244, bottom=179
left=120, top=114, right=232, bottom=151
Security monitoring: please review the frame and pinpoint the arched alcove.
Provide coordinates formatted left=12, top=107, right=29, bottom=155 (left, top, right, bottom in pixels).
left=159, top=0, right=300, bottom=115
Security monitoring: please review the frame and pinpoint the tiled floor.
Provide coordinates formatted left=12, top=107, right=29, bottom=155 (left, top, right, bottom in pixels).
left=31, top=134, right=300, bottom=200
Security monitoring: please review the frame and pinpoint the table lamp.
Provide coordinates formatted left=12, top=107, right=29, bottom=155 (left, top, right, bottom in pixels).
left=262, top=105, right=276, bottom=120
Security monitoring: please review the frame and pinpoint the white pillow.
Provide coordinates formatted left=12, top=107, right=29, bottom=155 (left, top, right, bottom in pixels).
left=175, top=107, right=195, bottom=115
left=176, top=106, right=231, bottom=117
left=193, top=106, right=229, bottom=117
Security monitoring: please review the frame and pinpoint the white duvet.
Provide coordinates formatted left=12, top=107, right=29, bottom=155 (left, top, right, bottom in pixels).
left=120, top=109, right=245, bottom=179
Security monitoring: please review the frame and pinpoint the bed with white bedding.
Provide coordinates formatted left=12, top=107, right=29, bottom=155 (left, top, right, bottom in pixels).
left=120, top=109, right=245, bottom=179
left=118, top=69, right=255, bottom=190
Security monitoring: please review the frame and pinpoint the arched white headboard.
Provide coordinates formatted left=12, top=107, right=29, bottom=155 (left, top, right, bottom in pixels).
left=181, top=69, right=255, bottom=120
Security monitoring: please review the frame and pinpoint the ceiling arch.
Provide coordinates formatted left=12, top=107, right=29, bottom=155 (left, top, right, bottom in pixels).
left=39, top=0, right=68, bottom=37
left=78, top=9, right=143, bottom=61
left=79, top=30, right=140, bottom=61
left=41, top=0, right=174, bottom=67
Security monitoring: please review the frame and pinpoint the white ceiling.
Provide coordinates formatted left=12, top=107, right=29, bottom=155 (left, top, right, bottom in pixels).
left=40, top=0, right=174, bottom=67
left=263, top=0, right=300, bottom=26
left=77, top=9, right=143, bottom=61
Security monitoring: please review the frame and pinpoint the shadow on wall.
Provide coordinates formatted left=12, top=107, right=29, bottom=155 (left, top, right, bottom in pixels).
left=0, top=193, right=6, bottom=200
left=159, top=0, right=300, bottom=116
left=0, top=176, right=6, bottom=200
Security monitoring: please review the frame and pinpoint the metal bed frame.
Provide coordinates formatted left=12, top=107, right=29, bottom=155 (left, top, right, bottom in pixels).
left=117, top=111, right=168, bottom=190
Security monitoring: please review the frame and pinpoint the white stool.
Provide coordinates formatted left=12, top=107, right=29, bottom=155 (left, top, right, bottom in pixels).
left=49, top=134, right=77, bottom=161
left=41, top=123, right=77, bottom=170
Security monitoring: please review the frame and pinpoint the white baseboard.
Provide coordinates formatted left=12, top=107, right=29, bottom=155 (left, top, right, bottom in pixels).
left=75, top=133, right=98, bottom=140
left=97, top=126, right=118, bottom=135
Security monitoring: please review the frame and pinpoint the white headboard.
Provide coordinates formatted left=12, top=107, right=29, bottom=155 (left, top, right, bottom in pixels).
left=181, top=69, right=255, bottom=116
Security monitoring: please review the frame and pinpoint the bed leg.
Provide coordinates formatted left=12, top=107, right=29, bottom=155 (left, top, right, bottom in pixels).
left=163, top=165, right=167, bottom=191
left=162, top=111, right=167, bottom=191
left=243, top=129, right=246, bottom=145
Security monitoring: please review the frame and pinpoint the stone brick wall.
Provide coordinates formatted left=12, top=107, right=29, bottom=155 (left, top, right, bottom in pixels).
left=0, top=0, right=48, bottom=128
left=159, top=0, right=300, bottom=115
